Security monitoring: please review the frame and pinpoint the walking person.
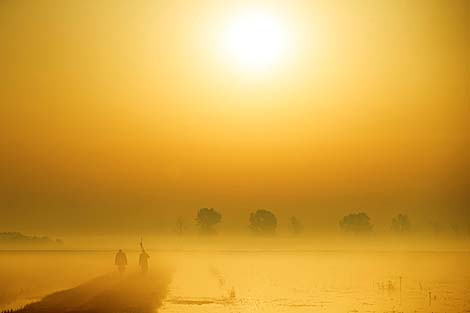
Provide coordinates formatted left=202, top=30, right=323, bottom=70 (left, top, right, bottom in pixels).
left=139, top=238, right=150, bottom=273
left=139, top=248, right=150, bottom=273
left=115, top=249, right=127, bottom=274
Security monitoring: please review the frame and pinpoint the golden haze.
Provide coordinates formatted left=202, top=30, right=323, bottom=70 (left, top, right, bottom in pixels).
left=0, top=0, right=468, bottom=235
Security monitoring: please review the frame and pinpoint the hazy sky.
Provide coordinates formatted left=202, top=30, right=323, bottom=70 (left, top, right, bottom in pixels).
left=1, top=0, right=468, bottom=235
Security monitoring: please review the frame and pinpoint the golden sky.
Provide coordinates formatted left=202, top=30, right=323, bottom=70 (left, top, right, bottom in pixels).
left=1, top=0, right=468, bottom=235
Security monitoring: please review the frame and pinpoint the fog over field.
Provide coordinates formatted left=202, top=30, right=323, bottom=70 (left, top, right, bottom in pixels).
left=0, top=247, right=469, bottom=313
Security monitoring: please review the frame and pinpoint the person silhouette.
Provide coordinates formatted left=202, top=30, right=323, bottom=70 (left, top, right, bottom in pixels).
left=139, top=249, right=150, bottom=273
left=115, top=249, right=127, bottom=274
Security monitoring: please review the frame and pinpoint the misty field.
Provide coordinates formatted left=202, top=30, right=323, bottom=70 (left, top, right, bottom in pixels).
left=0, top=249, right=468, bottom=313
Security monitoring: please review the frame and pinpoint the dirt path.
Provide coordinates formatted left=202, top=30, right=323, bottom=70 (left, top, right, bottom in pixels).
left=12, top=271, right=171, bottom=313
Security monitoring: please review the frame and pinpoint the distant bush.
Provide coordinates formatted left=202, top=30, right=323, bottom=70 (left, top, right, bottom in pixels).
left=339, top=212, right=373, bottom=235
left=290, top=216, right=303, bottom=235
left=391, top=214, right=411, bottom=234
left=0, top=232, right=63, bottom=247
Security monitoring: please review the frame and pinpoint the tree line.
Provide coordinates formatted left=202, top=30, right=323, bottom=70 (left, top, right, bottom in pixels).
left=173, top=208, right=424, bottom=236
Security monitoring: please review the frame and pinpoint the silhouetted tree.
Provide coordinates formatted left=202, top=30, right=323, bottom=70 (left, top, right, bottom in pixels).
left=249, top=209, right=277, bottom=235
left=339, top=212, right=373, bottom=235
left=290, top=216, right=303, bottom=235
left=175, top=216, right=184, bottom=235
left=196, top=208, right=221, bottom=234
left=391, top=214, right=411, bottom=234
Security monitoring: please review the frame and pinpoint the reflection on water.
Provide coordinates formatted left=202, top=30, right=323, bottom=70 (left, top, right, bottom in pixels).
left=160, top=251, right=470, bottom=313
left=0, top=250, right=469, bottom=313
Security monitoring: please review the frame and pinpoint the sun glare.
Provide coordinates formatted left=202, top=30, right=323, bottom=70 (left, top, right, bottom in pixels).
left=224, top=10, right=290, bottom=72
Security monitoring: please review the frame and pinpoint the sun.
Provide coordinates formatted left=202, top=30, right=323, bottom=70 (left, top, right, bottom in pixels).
left=224, top=10, right=290, bottom=72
